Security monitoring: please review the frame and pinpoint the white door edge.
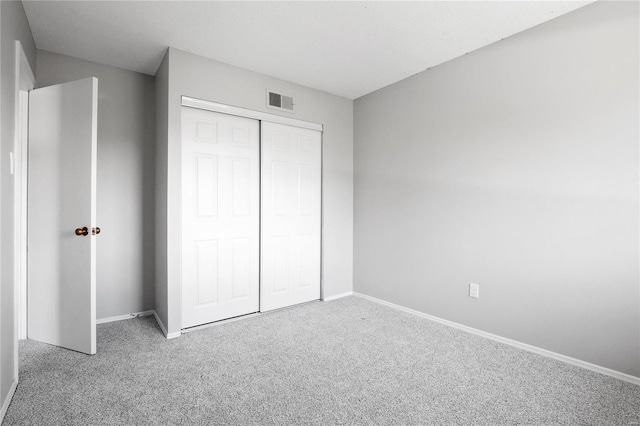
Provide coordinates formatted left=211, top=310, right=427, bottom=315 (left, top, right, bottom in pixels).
left=14, top=41, right=36, bottom=379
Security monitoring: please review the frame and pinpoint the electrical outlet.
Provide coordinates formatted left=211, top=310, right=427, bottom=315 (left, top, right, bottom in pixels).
left=469, top=283, right=480, bottom=299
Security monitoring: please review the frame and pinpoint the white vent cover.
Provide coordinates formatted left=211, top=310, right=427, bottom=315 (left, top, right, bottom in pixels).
left=266, top=90, right=294, bottom=113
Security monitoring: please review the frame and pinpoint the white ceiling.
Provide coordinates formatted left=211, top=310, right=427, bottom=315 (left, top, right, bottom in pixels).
left=22, top=1, right=594, bottom=100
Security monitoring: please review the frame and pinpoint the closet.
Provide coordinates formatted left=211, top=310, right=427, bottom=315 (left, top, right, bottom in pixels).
left=180, top=99, right=322, bottom=329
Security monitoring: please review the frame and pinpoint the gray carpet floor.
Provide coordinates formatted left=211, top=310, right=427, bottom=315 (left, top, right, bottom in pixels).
left=3, top=296, right=639, bottom=425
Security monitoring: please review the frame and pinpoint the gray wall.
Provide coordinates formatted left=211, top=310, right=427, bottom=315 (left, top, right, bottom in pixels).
left=156, top=48, right=354, bottom=335
left=0, top=0, right=35, bottom=408
left=36, top=50, right=156, bottom=320
left=354, top=1, right=639, bottom=377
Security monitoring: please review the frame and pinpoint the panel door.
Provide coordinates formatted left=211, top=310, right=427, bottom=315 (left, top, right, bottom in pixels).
left=28, top=77, right=98, bottom=355
left=181, top=107, right=260, bottom=328
left=261, top=122, right=322, bottom=311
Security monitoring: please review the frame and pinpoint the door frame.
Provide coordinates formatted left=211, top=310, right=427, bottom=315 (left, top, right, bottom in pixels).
left=181, top=97, right=323, bottom=132
left=14, top=41, right=35, bottom=368
left=179, top=96, right=325, bottom=330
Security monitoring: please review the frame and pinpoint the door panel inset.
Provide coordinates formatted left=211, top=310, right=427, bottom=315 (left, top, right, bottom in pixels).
left=231, top=126, right=250, bottom=148
left=230, top=238, right=251, bottom=299
left=298, top=165, right=314, bottom=215
left=195, top=240, right=219, bottom=305
left=297, top=234, right=314, bottom=288
left=272, top=161, right=289, bottom=216
left=272, top=236, right=290, bottom=293
left=195, top=121, right=217, bottom=142
left=231, top=158, right=250, bottom=216
left=195, top=155, right=218, bottom=217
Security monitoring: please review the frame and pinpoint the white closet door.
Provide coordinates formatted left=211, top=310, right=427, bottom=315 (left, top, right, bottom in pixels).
left=261, top=122, right=321, bottom=311
left=182, top=107, right=260, bottom=328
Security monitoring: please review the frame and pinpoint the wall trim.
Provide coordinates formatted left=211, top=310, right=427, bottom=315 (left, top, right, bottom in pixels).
left=353, top=292, right=640, bottom=386
left=0, top=379, right=18, bottom=423
left=14, top=42, right=36, bottom=377
left=96, top=310, right=155, bottom=325
left=323, top=291, right=353, bottom=301
left=181, top=96, right=323, bottom=132
left=152, top=311, right=180, bottom=339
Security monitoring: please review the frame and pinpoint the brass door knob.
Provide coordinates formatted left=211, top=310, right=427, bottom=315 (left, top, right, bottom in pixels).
left=92, top=227, right=101, bottom=235
left=75, top=227, right=89, bottom=236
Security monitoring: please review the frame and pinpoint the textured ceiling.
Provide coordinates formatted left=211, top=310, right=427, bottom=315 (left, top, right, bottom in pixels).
left=22, top=1, right=593, bottom=100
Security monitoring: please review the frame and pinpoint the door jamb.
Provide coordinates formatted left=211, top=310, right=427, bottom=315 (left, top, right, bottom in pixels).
left=14, top=41, right=36, bottom=357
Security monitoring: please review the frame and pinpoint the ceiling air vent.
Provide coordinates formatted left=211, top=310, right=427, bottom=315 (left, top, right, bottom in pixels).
left=266, top=90, right=294, bottom=113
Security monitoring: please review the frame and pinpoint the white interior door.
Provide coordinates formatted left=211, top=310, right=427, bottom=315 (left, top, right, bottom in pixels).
left=260, top=121, right=321, bottom=311
left=27, top=77, right=98, bottom=355
left=181, top=107, right=260, bottom=328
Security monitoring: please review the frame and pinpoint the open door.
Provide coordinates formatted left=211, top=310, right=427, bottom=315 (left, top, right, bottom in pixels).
left=27, top=77, right=98, bottom=355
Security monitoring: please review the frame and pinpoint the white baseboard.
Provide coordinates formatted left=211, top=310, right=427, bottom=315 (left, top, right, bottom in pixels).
left=0, top=379, right=18, bottom=423
left=323, top=291, right=353, bottom=302
left=353, top=292, right=640, bottom=386
left=96, top=310, right=155, bottom=325
left=152, top=311, right=181, bottom=339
